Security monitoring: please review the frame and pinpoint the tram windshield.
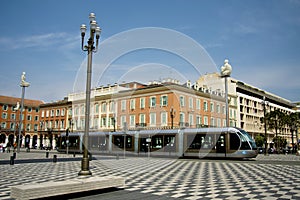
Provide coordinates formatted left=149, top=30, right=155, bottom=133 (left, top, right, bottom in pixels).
left=237, top=128, right=257, bottom=149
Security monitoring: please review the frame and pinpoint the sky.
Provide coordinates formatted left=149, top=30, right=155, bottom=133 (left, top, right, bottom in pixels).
left=0, top=0, right=299, bottom=103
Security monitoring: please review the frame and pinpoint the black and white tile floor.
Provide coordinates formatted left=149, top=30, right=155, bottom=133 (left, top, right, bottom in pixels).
left=0, top=156, right=300, bottom=199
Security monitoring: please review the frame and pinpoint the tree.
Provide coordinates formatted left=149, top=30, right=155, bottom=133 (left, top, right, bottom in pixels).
left=261, top=109, right=286, bottom=151
left=255, top=134, right=265, bottom=148
left=285, top=112, right=300, bottom=153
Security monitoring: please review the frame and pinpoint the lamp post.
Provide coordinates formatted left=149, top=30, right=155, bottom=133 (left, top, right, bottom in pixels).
left=170, top=107, right=176, bottom=129
left=220, top=59, right=232, bottom=127
left=78, top=13, right=101, bottom=176
left=17, top=72, right=30, bottom=153
left=262, top=96, right=269, bottom=156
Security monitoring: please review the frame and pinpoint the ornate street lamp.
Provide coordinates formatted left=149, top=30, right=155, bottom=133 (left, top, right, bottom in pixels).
left=220, top=59, right=232, bottom=127
left=17, top=72, right=30, bottom=153
left=170, top=107, right=176, bottom=129
left=78, top=13, right=101, bottom=176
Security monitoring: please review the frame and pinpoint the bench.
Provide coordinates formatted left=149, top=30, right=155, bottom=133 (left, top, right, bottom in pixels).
left=10, top=176, right=125, bottom=200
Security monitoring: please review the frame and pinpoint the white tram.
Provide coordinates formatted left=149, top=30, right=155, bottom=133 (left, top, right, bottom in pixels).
left=58, top=127, right=258, bottom=159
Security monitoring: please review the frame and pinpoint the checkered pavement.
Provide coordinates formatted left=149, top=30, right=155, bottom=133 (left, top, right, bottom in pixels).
left=0, top=154, right=300, bottom=199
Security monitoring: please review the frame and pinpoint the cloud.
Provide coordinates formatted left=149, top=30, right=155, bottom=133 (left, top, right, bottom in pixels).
left=0, top=32, right=78, bottom=50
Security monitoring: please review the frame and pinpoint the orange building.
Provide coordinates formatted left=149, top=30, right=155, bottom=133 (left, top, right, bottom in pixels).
left=0, top=95, right=43, bottom=149
left=39, top=97, right=72, bottom=149
left=88, top=81, right=226, bottom=132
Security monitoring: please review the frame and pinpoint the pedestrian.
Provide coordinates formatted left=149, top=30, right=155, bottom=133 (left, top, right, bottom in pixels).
left=13, top=142, right=17, bottom=152
left=6, top=142, right=11, bottom=153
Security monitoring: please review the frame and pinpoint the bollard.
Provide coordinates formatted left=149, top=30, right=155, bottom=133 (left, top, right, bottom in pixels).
left=10, top=156, right=14, bottom=165
left=53, top=155, right=57, bottom=163
left=13, top=152, right=16, bottom=159
left=73, top=152, right=76, bottom=157
left=46, top=151, right=49, bottom=158
left=89, top=153, right=92, bottom=161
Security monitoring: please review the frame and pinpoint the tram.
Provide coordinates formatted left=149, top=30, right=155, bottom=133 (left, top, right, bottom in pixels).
left=57, top=127, right=258, bottom=159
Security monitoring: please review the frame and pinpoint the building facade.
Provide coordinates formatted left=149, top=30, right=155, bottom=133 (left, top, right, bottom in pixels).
left=0, top=95, right=43, bottom=148
left=39, top=97, right=72, bottom=149
left=69, top=80, right=226, bottom=133
left=197, top=73, right=295, bottom=146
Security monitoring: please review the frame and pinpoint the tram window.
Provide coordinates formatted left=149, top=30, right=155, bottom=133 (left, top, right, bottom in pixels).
left=113, top=136, right=123, bottom=148
left=230, top=133, right=240, bottom=150
left=188, top=134, right=201, bottom=149
left=126, top=136, right=132, bottom=148
left=202, top=135, right=213, bottom=149
left=237, top=133, right=251, bottom=150
left=152, top=135, right=163, bottom=148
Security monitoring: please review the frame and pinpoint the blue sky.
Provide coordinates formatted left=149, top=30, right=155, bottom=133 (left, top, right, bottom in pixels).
left=0, top=0, right=299, bottom=102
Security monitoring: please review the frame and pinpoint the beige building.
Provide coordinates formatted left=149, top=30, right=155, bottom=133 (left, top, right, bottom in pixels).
left=197, top=73, right=295, bottom=146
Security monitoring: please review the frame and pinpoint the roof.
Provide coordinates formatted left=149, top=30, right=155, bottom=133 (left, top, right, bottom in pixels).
left=0, top=95, right=44, bottom=107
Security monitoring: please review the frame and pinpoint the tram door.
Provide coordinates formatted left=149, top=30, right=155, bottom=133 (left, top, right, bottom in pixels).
left=216, top=133, right=226, bottom=154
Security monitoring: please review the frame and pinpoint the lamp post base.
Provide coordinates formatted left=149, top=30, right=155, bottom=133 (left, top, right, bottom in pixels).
left=78, top=158, right=92, bottom=176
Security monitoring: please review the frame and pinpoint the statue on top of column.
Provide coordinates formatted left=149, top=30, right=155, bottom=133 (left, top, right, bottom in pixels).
left=221, top=59, right=232, bottom=77
left=20, top=72, right=30, bottom=87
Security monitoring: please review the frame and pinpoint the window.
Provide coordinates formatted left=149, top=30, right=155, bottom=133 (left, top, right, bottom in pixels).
left=210, top=102, right=214, bottom=112
left=179, top=112, right=185, bottom=124
left=196, top=115, right=202, bottom=127
left=51, top=110, right=54, bottom=117
left=41, top=111, right=45, bottom=118
left=217, top=118, right=221, bottom=127
left=180, top=96, right=185, bottom=107
left=150, top=113, right=156, bottom=126
left=56, top=109, right=60, bottom=116
left=27, top=115, right=32, bottom=121
left=121, top=100, right=126, bottom=111
left=26, top=124, right=31, bottom=131
left=210, top=117, right=215, bottom=127
left=1, top=122, right=6, bottom=129
left=204, top=116, right=208, bottom=126
left=109, top=101, right=115, bottom=112
left=11, top=113, right=16, bottom=120
left=129, top=115, right=135, bottom=127
left=3, top=105, right=8, bottom=111
left=34, top=124, right=38, bottom=131
left=130, top=99, right=135, bottom=110
left=46, top=110, right=49, bottom=117
left=161, top=112, right=167, bottom=126
left=189, top=97, right=193, bottom=109
left=35, top=108, right=39, bottom=112
left=10, top=123, right=15, bottom=130
left=120, top=115, right=126, bottom=128
left=61, top=120, right=64, bottom=129
left=95, top=104, right=99, bottom=114
left=203, top=101, right=208, bottom=111
left=28, top=107, right=32, bottom=112
left=196, top=99, right=201, bottom=110
left=140, top=98, right=145, bottom=109
left=139, top=114, right=146, bottom=124
left=150, top=96, right=156, bottom=107
left=101, top=117, right=106, bottom=127
left=2, top=113, right=7, bottom=119
left=160, top=95, right=168, bottom=106
left=189, top=114, right=193, bottom=127
left=55, top=120, right=59, bottom=128
left=80, top=105, right=85, bottom=115
left=101, top=102, right=107, bottom=112
left=217, top=104, right=221, bottom=113
left=61, top=109, right=65, bottom=116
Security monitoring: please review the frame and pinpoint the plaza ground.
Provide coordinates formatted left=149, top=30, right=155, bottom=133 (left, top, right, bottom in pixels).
left=0, top=150, right=300, bottom=200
